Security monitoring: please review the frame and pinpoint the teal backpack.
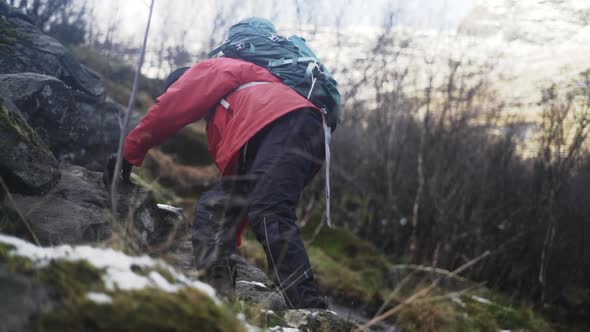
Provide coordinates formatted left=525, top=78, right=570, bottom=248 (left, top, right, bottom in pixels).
left=209, top=17, right=342, bottom=130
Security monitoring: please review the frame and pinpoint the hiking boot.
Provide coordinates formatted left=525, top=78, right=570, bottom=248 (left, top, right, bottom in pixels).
left=250, top=215, right=325, bottom=309
left=192, top=188, right=246, bottom=300
left=206, top=256, right=237, bottom=301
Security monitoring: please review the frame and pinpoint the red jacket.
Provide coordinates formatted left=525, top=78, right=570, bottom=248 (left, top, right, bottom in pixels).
left=124, top=57, right=318, bottom=175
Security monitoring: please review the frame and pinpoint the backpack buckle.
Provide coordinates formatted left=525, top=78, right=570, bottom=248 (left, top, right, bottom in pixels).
left=268, top=33, right=280, bottom=42
left=236, top=42, right=246, bottom=51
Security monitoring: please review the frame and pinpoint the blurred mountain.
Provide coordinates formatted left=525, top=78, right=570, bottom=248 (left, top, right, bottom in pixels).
left=300, top=0, right=590, bottom=114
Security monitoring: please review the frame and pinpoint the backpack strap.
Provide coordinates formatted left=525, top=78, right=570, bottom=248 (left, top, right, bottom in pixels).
left=321, top=108, right=333, bottom=228
left=267, top=56, right=319, bottom=67
left=208, top=42, right=230, bottom=58
left=219, top=81, right=271, bottom=110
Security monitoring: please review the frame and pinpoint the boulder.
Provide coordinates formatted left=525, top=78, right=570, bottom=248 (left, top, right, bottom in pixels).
left=75, top=98, right=140, bottom=171
left=0, top=73, right=86, bottom=162
left=10, top=165, right=184, bottom=247
left=0, top=3, right=104, bottom=97
left=0, top=97, right=60, bottom=195
left=11, top=166, right=110, bottom=245
left=114, top=182, right=181, bottom=249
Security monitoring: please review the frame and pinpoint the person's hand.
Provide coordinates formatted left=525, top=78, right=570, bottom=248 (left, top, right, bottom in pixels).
left=103, top=154, right=133, bottom=187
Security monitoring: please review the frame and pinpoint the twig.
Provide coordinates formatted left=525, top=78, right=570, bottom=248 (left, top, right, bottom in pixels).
left=0, top=178, right=40, bottom=246
left=390, top=264, right=475, bottom=284
left=110, top=0, right=155, bottom=215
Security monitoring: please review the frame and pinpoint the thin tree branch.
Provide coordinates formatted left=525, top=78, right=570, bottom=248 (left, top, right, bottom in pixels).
left=110, top=0, right=155, bottom=215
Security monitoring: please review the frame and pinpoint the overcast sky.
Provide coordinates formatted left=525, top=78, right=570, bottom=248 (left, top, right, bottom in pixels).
left=88, top=0, right=478, bottom=37
left=84, top=0, right=479, bottom=77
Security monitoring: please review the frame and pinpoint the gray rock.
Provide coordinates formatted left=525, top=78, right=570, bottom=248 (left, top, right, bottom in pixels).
left=234, top=254, right=289, bottom=311
left=11, top=166, right=110, bottom=245
left=114, top=182, right=178, bottom=248
left=0, top=3, right=104, bottom=97
left=75, top=98, right=140, bottom=171
left=10, top=165, right=183, bottom=247
left=0, top=73, right=86, bottom=162
left=283, top=309, right=356, bottom=332
left=0, top=263, right=51, bottom=332
left=0, top=96, right=60, bottom=195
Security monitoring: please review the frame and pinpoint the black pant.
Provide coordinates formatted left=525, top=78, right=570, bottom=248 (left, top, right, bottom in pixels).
left=192, top=108, right=325, bottom=308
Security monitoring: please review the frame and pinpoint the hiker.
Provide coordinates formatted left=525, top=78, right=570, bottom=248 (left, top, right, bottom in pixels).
left=104, top=18, right=341, bottom=309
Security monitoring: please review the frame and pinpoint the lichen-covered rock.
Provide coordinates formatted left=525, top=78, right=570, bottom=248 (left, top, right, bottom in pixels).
left=0, top=234, right=246, bottom=332
left=0, top=97, right=60, bottom=195
left=11, top=165, right=110, bottom=245
left=0, top=3, right=104, bottom=97
left=0, top=73, right=86, bottom=162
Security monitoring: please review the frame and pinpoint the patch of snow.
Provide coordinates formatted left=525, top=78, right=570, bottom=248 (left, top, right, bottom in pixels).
left=148, top=271, right=179, bottom=293
left=86, top=292, right=112, bottom=304
left=157, top=204, right=184, bottom=215
left=471, top=295, right=493, bottom=304
left=0, top=234, right=219, bottom=303
left=268, top=327, right=300, bottom=332
left=237, top=280, right=267, bottom=288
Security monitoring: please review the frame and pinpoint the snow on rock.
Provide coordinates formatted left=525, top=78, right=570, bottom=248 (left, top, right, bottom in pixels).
left=471, top=295, right=493, bottom=304
left=0, top=234, right=218, bottom=302
left=86, top=292, right=113, bottom=304
left=267, top=327, right=301, bottom=332
left=237, top=280, right=268, bottom=289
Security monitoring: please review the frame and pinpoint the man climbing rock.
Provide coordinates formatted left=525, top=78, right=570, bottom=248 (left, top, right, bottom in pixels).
left=104, top=18, right=341, bottom=309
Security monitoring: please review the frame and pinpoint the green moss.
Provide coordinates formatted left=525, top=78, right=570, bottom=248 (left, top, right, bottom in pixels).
left=302, top=217, right=392, bottom=274
left=38, top=260, right=105, bottom=298
left=0, top=241, right=244, bottom=331
left=396, top=293, right=551, bottom=332
left=308, top=246, right=381, bottom=307
left=398, top=301, right=459, bottom=332
left=0, top=102, right=49, bottom=150
left=39, top=288, right=245, bottom=332
left=0, top=242, right=34, bottom=272
left=463, top=296, right=552, bottom=332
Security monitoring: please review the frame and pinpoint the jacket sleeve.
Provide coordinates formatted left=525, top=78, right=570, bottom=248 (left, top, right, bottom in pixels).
left=123, top=59, right=242, bottom=166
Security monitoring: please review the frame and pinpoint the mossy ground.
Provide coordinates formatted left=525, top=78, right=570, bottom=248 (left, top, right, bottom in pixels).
left=396, top=292, right=551, bottom=332
left=239, top=217, right=553, bottom=331
left=0, top=241, right=245, bottom=332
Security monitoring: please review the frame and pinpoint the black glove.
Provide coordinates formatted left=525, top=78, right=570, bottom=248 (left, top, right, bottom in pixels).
left=103, top=154, right=133, bottom=187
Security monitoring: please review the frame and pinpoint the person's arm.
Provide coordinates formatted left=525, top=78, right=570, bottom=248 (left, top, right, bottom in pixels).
left=123, top=59, right=242, bottom=166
